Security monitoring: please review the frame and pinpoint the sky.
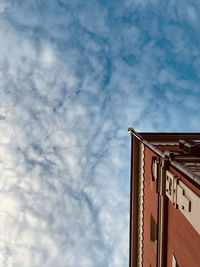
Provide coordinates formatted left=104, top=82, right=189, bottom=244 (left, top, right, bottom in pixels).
left=0, top=0, right=200, bottom=266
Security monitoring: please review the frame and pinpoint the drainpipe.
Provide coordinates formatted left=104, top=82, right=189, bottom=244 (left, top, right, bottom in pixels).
left=157, top=157, right=169, bottom=267
left=129, top=130, right=139, bottom=267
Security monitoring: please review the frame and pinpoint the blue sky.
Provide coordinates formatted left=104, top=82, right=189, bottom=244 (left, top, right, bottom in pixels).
left=0, top=0, right=200, bottom=266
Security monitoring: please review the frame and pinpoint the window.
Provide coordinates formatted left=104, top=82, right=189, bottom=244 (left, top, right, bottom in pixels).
left=172, top=254, right=179, bottom=267
left=150, top=214, right=157, bottom=251
left=151, top=157, right=158, bottom=182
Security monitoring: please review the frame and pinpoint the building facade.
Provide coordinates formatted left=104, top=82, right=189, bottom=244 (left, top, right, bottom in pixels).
left=128, top=128, right=200, bottom=267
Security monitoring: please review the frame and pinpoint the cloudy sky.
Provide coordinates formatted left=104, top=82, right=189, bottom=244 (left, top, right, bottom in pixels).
left=0, top=0, right=200, bottom=266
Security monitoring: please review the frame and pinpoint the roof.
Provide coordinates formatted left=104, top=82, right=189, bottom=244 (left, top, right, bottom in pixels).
left=128, top=128, right=200, bottom=186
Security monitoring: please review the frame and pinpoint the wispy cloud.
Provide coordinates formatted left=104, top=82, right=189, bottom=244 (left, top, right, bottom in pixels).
left=0, top=0, right=200, bottom=266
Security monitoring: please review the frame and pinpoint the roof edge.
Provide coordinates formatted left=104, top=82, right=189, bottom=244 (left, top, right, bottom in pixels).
left=128, top=127, right=200, bottom=186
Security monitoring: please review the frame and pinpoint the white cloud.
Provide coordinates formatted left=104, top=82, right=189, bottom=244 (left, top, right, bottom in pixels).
left=0, top=0, right=200, bottom=266
left=0, top=1, right=9, bottom=14
left=40, top=44, right=56, bottom=66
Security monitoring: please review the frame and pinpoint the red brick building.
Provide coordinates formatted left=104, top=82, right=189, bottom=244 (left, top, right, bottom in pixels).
left=128, top=128, right=200, bottom=267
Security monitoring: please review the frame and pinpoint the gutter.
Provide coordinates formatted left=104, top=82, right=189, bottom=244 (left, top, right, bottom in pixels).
left=128, top=128, right=164, bottom=157
left=170, top=160, right=200, bottom=186
left=128, top=128, right=200, bottom=186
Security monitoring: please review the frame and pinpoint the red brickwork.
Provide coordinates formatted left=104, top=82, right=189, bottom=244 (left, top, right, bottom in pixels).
left=166, top=166, right=200, bottom=267
left=143, top=146, right=158, bottom=267
left=143, top=145, right=200, bottom=267
left=167, top=200, right=200, bottom=267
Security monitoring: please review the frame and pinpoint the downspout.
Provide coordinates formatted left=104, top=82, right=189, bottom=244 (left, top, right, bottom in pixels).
left=157, top=157, right=169, bottom=267
left=128, top=129, right=139, bottom=267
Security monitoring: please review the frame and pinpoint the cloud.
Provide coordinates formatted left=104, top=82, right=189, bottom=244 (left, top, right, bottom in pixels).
left=0, top=0, right=200, bottom=266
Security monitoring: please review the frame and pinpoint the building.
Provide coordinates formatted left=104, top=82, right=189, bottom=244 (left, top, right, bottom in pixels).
left=128, top=128, right=200, bottom=267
